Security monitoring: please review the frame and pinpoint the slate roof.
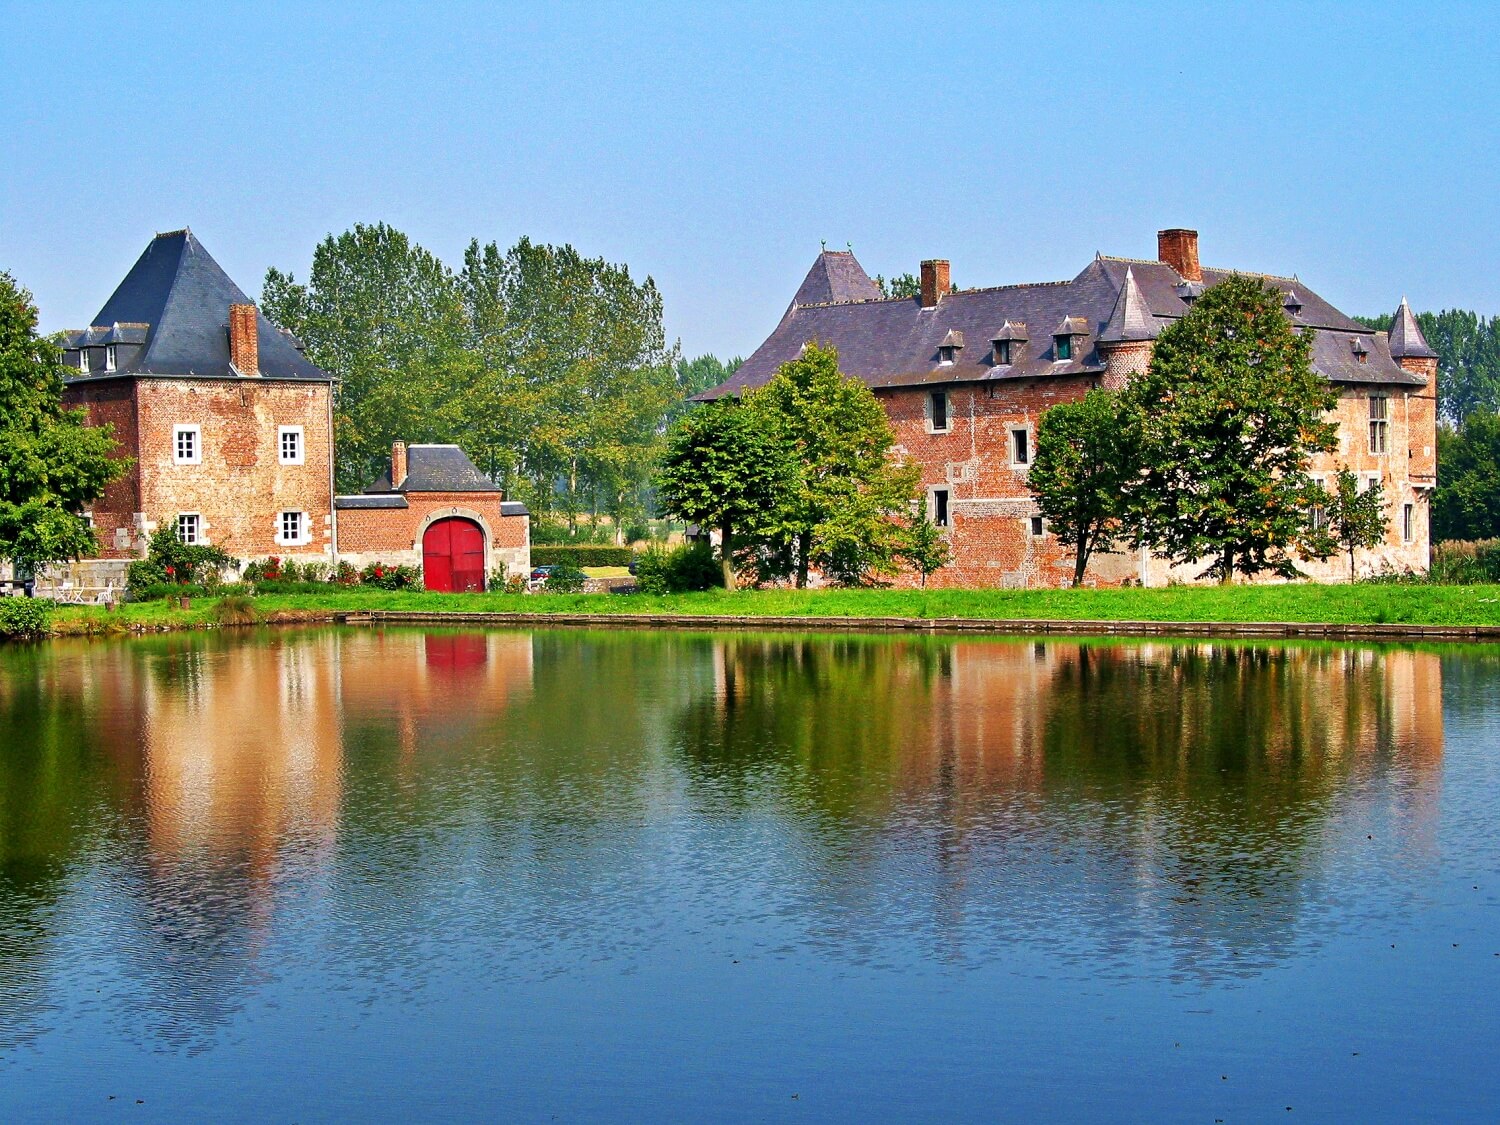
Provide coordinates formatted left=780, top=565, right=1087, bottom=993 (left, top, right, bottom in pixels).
left=708, top=246, right=1425, bottom=396
left=789, top=250, right=882, bottom=309
left=1389, top=297, right=1438, bottom=359
left=363, top=444, right=503, bottom=494
left=62, top=229, right=330, bottom=384
left=334, top=494, right=410, bottom=510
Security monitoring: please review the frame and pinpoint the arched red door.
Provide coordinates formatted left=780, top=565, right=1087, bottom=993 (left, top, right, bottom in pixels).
left=422, top=518, right=486, bottom=592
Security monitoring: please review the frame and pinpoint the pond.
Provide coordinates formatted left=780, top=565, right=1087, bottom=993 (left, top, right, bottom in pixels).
left=1, top=627, right=1497, bottom=1121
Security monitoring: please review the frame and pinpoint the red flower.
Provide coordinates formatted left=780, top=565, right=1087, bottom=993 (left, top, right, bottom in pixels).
left=164, top=565, right=176, bottom=576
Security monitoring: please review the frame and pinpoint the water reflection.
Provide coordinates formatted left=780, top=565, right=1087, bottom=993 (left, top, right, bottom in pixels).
left=0, top=628, right=1447, bottom=1055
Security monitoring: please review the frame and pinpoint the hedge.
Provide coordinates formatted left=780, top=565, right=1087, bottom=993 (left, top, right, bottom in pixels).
left=0, top=597, right=52, bottom=639
left=1431, top=540, right=1500, bottom=585
left=531, top=545, right=636, bottom=567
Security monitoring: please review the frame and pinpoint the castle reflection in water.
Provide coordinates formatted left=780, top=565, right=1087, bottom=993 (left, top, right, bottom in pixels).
left=0, top=628, right=1448, bottom=1045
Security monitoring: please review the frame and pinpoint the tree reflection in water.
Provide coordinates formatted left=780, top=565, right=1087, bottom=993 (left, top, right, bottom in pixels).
left=0, top=628, right=1447, bottom=1055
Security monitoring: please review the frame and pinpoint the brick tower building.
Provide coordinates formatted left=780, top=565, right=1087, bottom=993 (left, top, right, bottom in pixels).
left=708, top=229, right=1437, bottom=587
left=61, top=229, right=335, bottom=572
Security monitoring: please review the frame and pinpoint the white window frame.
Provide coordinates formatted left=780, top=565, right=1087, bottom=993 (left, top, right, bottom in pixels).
left=1368, top=395, right=1389, bottom=456
left=930, top=487, right=951, bottom=528
left=927, top=391, right=952, bottom=434
left=78, top=347, right=92, bottom=374
left=173, top=424, right=202, bottom=466
left=177, top=513, right=202, bottom=545
left=105, top=344, right=117, bottom=372
left=1402, top=503, right=1415, bottom=544
left=1011, top=426, right=1031, bottom=467
left=278, top=510, right=307, bottom=546
left=278, top=425, right=306, bottom=466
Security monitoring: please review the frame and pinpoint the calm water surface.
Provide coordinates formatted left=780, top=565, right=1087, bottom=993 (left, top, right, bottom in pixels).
left=1, top=627, right=1498, bottom=1122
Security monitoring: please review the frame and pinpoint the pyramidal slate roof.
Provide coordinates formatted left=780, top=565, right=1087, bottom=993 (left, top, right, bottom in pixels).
left=789, top=250, right=882, bottom=309
left=63, top=229, right=329, bottom=383
left=1099, top=267, right=1159, bottom=343
left=1388, top=297, right=1438, bottom=359
left=363, top=445, right=502, bottom=494
left=706, top=244, right=1425, bottom=397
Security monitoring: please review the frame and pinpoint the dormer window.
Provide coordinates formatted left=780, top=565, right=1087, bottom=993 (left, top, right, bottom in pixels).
left=1051, top=316, right=1087, bottom=363
left=78, top=348, right=92, bottom=374
left=1352, top=338, right=1370, bottom=366
left=1175, top=280, right=1204, bottom=306
left=991, top=321, right=1027, bottom=366
left=105, top=344, right=117, bottom=372
left=937, top=329, right=964, bottom=366
left=1284, top=290, right=1303, bottom=317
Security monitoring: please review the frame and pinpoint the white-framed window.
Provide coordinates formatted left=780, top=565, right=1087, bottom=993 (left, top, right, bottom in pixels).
left=78, top=348, right=92, bottom=373
left=278, top=510, right=305, bottom=544
left=177, top=513, right=201, bottom=545
left=1368, top=395, right=1389, bottom=455
left=173, top=424, right=201, bottom=465
left=1029, top=515, right=1045, bottom=537
left=1308, top=474, right=1329, bottom=530
left=1402, top=503, right=1415, bottom=543
left=105, top=344, right=117, bottom=372
left=1011, top=427, right=1031, bottom=466
left=928, top=391, right=951, bottom=434
left=278, top=425, right=305, bottom=465
left=1362, top=472, right=1381, bottom=493
left=930, top=487, right=950, bottom=528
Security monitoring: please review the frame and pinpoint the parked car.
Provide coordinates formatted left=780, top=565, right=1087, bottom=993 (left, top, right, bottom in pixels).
left=529, top=565, right=555, bottom=582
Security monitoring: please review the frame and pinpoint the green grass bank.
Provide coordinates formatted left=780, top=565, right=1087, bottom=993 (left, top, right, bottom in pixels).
left=42, top=582, right=1500, bottom=637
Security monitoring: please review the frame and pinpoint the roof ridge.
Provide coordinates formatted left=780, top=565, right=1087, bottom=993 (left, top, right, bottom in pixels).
left=1203, top=264, right=1298, bottom=282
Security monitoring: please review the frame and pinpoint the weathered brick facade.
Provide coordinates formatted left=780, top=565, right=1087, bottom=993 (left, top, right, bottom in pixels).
left=337, top=491, right=530, bottom=579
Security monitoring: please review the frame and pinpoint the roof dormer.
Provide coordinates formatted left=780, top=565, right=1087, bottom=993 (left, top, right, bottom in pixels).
left=937, top=329, right=964, bottom=365
left=991, top=320, right=1027, bottom=365
left=1051, top=316, right=1088, bottom=362
left=1283, top=290, right=1304, bottom=318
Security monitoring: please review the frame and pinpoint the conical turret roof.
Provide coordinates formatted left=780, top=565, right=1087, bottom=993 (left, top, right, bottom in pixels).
left=1388, top=296, right=1437, bottom=359
left=1100, top=267, right=1159, bottom=343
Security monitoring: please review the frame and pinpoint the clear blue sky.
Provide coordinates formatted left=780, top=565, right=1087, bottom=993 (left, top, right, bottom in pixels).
left=4, top=1, right=1497, bottom=360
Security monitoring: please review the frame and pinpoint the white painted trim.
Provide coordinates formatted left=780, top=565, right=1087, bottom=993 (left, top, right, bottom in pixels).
left=172, top=424, right=202, bottom=466
left=278, top=425, right=306, bottom=466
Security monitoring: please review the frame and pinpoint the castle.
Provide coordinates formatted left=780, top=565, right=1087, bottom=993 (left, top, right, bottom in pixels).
left=57, top=230, right=529, bottom=592
left=708, top=229, right=1437, bottom=587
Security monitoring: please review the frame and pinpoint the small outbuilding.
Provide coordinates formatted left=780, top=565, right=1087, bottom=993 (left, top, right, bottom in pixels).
left=335, top=442, right=529, bottom=591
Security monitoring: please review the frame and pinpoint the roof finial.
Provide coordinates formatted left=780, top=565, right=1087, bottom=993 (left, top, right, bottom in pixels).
left=820, top=239, right=827, bottom=252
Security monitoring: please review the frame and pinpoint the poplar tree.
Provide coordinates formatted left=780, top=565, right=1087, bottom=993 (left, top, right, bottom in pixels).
left=1123, top=275, right=1338, bottom=582
left=0, top=272, right=126, bottom=570
left=1311, top=469, right=1388, bottom=582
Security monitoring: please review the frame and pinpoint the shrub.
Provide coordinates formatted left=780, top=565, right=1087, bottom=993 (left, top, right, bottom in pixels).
left=542, top=562, right=588, bottom=593
left=213, top=594, right=259, bottom=626
left=531, top=545, right=636, bottom=567
left=127, top=526, right=233, bottom=596
left=332, top=560, right=360, bottom=585
left=531, top=522, right=617, bottom=546
left=301, top=562, right=330, bottom=583
left=623, top=523, right=651, bottom=544
left=1431, top=539, right=1500, bottom=585
left=0, top=597, right=52, bottom=640
left=504, top=574, right=528, bottom=594
left=633, top=541, right=722, bottom=594
left=360, top=562, right=422, bottom=590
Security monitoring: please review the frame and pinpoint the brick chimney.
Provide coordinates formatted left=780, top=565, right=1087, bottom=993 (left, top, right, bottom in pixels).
left=1157, top=229, right=1201, bottom=283
left=228, top=303, right=259, bottom=375
left=920, top=259, right=950, bottom=308
left=391, top=441, right=408, bottom=489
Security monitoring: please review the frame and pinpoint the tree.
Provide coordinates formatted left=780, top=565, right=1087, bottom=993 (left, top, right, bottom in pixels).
left=897, top=505, right=951, bottom=587
left=1434, top=413, right=1500, bottom=541
left=1123, top=274, right=1338, bottom=582
left=1028, top=388, right=1139, bottom=586
left=263, top=223, right=473, bottom=492
left=747, top=344, right=919, bottom=587
left=667, top=354, right=743, bottom=426
left=1310, top=469, right=1388, bottom=582
left=875, top=273, right=921, bottom=300
left=0, top=272, right=127, bottom=572
left=657, top=400, right=796, bottom=588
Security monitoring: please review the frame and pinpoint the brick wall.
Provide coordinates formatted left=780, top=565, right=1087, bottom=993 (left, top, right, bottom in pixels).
left=64, top=380, right=141, bottom=557
left=336, top=492, right=530, bottom=579
left=67, top=377, right=334, bottom=562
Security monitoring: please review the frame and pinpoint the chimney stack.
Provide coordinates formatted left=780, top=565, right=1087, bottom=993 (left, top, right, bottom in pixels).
left=228, top=303, right=259, bottom=375
left=1157, top=229, right=1201, bottom=283
left=391, top=441, right=408, bottom=489
left=920, top=259, right=950, bottom=308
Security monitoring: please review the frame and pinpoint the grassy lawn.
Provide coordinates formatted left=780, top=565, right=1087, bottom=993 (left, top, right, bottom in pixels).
left=43, top=582, right=1500, bottom=634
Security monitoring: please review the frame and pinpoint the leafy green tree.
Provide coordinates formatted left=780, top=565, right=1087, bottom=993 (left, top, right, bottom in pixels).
left=897, top=505, right=951, bottom=587
left=1434, top=413, right=1500, bottom=541
left=263, top=223, right=473, bottom=492
left=668, top=354, right=743, bottom=425
left=0, top=272, right=127, bottom=572
left=748, top=344, right=919, bottom=587
left=1029, top=388, right=1139, bottom=586
left=875, top=273, right=921, bottom=300
left=657, top=399, right=796, bottom=588
left=1307, top=469, right=1388, bottom=582
left=1123, top=274, right=1338, bottom=582
left=1356, top=309, right=1500, bottom=425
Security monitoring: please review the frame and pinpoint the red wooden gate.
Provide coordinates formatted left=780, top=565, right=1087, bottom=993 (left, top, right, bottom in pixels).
left=422, top=518, right=486, bottom=592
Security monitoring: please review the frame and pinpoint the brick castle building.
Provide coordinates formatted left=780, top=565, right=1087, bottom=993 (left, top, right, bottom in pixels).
left=60, top=230, right=528, bottom=591
left=709, top=228, right=1437, bottom=587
